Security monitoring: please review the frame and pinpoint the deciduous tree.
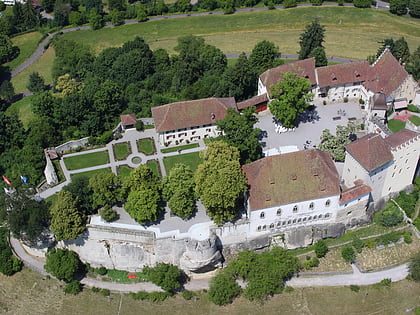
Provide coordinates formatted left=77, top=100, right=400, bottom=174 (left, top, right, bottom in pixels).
left=27, top=72, right=45, bottom=93
left=249, top=40, right=279, bottom=74
left=409, top=252, right=420, bottom=281
left=408, top=0, right=420, bottom=17
left=308, top=46, right=328, bottom=67
left=390, top=0, right=408, bottom=15
left=406, top=45, right=420, bottom=80
left=124, top=188, right=161, bottom=224
left=298, top=19, right=325, bottom=60
left=268, top=72, right=313, bottom=128
left=44, top=248, right=82, bottom=282
left=143, top=263, right=184, bottom=292
left=89, top=172, right=121, bottom=209
left=314, top=239, right=328, bottom=258
left=208, top=271, right=241, bottom=305
left=318, top=121, right=357, bottom=162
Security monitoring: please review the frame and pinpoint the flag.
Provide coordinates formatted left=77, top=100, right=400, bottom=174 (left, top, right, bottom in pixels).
left=20, top=175, right=29, bottom=184
left=2, top=176, right=12, bottom=186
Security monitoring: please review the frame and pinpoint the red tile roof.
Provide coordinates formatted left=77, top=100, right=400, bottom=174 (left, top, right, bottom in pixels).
left=259, top=58, right=316, bottom=96
left=339, top=183, right=372, bottom=204
left=316, top=61, right=370, bottom=88
left=363, top=49, right=409, bottom=95
left=371, top=93, right=387, bottom=110
left=237, top=94, right=269, bottom=110
left=242, top=149, right=340, bottom=211
left=152, top=97, right=237, bottom=132
left=384, top=129, right=419, bottom=149
left=120, top=114, right=137, bottom=126
left=345, top=133, right=393, bottom=172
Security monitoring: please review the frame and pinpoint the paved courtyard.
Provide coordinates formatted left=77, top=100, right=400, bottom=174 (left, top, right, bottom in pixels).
left=255, top=101, right=364, bottom=152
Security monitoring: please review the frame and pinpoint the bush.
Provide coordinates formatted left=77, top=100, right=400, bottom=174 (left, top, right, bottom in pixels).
left=414, top=217, right=420, bottom=231
left=323, top=100, right=327, bottom=105
left=304, top=257, right=320, bottom=269
left=377, top=278, right=392, bottom=287
left=208, top=272, right=241, bottom=306
left=95, top=266, right=107, bottom=275
left=364, top=238, right=376, bottom=249
left=353, top=0, right=371, bottom=7
left=99, top=206, right=118, bottom=222
left=352, top=238, right=364, bottom=253
left=311, top=0, right=323, bottom=5
left=359, top=98, right=365, bottom=105
left=350, top=285, right=360, bottom=292
left=135, top=120, right=144, bottom=131
left=63, top=281, right=82, bottom=295
left=377, top=231, right=402, bottom=245
left=314, top=240, right=329, bottom=258
left=409, top=252, right=420, bottom=281
left=143, top=263, right=184, bottom=292
left=283, top=0, right=297, bottom=7
left=130, top=291, right=149, bottom=300
left=100, top=289, right=111, bottom=296
left=284, top=286, right=294, bottom=293
left=44, top=248, right=83, bottom=283
left=91, top=287, right=100, bottom=293
left=375, top=203, right=403, bottom=227
left=403, top=231, right=412, bottom=244
left=341, top=246, right=356, bottom=263
left=182, top=290, right=195, bottom=300
left=343, top=97, right=349, bottom=103
left=148, top=291, right=171, bottom=302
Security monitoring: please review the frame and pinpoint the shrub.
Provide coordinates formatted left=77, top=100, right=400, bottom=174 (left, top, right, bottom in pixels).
left=364, top=238, right=376, bottom=249
left=304, top=257, right=320, bottom=269
left=92, top=287, right=100, bottom=293
left=323, top=100, right=327, bottom=105
left=337, top=0, right=344, bottom=4
left=208, top=272, right=241, bottom=306
left=314, top=240, right=328, bottom=258
left=143, top=263, right=184, bottom=292
left=359, top=98, right=365, bottom=105
left=148, top=291, right=171, bottom=302
left=283, top=0, right=297, bottom=7
left=377, top=278, right=392, bottom=287
left=377, top=231, right=402, bottom=245
left=414, top=217, right=420, bottom=231
left=99, top=206, right=118, bottom=222
left=353, top=0, right=371, bottom=7
left=403, top=231, right=412, bottom=244
left=100, top=289, right=111, bottom=296
left=63, top=281, right=82, bottom=295
left=182, top=290, right=195, bottom=300
left=284, top=286, right=294, bottom=293
left=375, top=203, right=403, bottom=227
left=311, top=0, right=323, bottom=5
left=343, top=97, right=349, bottom=103
left=135, top=120, right=144, bottom=131
left=409, top=252, right=420, bottom=281
left=341, top=246, right=356, bottom=263
left=352, top=238, right=365, bottom=253
left=95, top=266, right=107, bottom=275
left=350, top=285, right=360, bottom=292
left=130, top=291, right=149, bottom=300
left=44, top=248, right=83, bottom=283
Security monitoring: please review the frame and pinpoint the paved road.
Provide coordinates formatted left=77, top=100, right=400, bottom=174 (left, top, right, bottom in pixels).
left=9, top=3, right=381, bottom=79
left=10, top=236, right=409, bottom=293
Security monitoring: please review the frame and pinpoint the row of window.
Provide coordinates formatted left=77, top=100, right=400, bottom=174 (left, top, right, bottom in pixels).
left=259, top=200, right=331, bottom=219
left=164, top=124, right=214, bottom=134
left=256, top=213, right=331, bottom=232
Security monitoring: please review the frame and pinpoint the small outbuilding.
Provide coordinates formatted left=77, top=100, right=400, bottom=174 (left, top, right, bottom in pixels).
left=120, top=114, right=137, bottom=130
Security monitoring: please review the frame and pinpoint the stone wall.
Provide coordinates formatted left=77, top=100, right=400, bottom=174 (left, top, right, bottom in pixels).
left=55, top=137, right=89, bottom=154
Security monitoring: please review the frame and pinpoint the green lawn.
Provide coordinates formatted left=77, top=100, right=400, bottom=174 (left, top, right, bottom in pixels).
left=163, top=151, right=203, bottom=174
left=6, top=95, right=34, bottom=128
left=146, top=159, right=161, bottom=178
left=70, top=168, right=111, bottom=181
left=113, top=142, right=130, bottom=160
left=4, top=32, right=44, bottom=71
left=64, top=150, right=110, bottom=170
left=137, top=138, right=156, bottom=155
left=408, top=115, right=420, bottom=126
left=161, top=143, right=200, bottom=153
left=103, top=269, right=147, bottom=283
left=387, top=119, right=406, bottom=133
left=60, top=7, right=420, bottom=59
left=117, top=165, right=133, bottom=179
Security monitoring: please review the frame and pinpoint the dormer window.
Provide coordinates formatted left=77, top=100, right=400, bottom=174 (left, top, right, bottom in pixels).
left=277, top=208, right=282, bottom=216
left=260, top=212, right=265, bottom=219
left=325, top=199, right=331, bottom=207
left=293, top=205, right=298, bottom=213
left=309, top=202, right=314, bottom=210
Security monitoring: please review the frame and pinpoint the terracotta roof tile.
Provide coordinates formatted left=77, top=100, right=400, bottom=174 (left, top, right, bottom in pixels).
left=339, top=183, right=372, bottom=204
left=345, top=133, right=393, bottom=172
left=242, top=149, right=340, bottom=211
left=120, top=114, right=137, bottom=126
left=363, top=49, right=409, bottom=95
left=316, top=61, right=370, bottom=88
left=371, top=93, right=387, bottom=110
left=259, top=58, right=316, bottom=96
left=384, top=129, right=419, bottom=149
left=152, top=97, right=237, bottom=132
left=237, top=94, right=269, bottom=110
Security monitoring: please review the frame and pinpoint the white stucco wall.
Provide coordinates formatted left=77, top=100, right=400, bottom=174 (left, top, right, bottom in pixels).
left=258, top=78, right=268, bottom=96
left=158, top=124, right=222, bottom=146
left=248, top=195, right=340, bottom=235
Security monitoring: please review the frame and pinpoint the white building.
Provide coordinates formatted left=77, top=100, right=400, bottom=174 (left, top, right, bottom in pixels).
left=242, top=149, right=371, bottom=235
left=342, top=129, right=420, bottom=202
left=151, top=97, right=237, bottom=146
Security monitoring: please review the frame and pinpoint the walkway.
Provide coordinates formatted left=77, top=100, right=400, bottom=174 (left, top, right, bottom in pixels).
left=10, top=236, right=409, bottom=293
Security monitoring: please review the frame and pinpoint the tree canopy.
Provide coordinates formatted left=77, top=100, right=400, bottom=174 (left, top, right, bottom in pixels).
left=44, top=248, right=83, bottom=282
left=143, top=263, right=184, bottom=292
left=195, top=141, right=247, bottom=225
left=216, top=106, right=262, bottom=164
left=268, top=72, right=313, bottom=128
left=318, top=121, right=357, bottom=162
left=50, top=191, right=86, bottom=241
left=409, top=252, right=420, bottom=281
left=390, top=0, right=408, bottom=15
left=89, top=172, right=122, bottom=210
left=249, top=40, right=280, bottom=74
left=298, top=19, right=325, bottom=60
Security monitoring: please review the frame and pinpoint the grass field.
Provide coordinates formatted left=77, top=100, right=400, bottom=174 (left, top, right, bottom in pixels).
left=11, top=46, right=55, bottom=95
left=4, top=32, right=44, bottom=71
left=163, top=151, right=202, bottom=173
left=113, top=142, right=130, bottom=160
left=6, top=95, right=34, bottom=128
left=59, top=7, right=420, bottom=59
left=64, top=150, right=110, bottom=170
left=161, top=143, right=200, bottom=153
left=408, top=115, right=420, bottom=126
left=146, top=159, right=161, bottom=178
left=387, top=119, right=406, bottom=132
left=70, top=168, right=112, bottom=181
left=117, top=165, right=133, bottom=179
left=137, top=138, right=156, bottom=155
left=0, top=268, right=419, bottom=315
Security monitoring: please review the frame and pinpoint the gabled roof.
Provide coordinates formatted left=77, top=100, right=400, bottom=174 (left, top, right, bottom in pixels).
left=345, top=133, right=393, bottom=172
left=371, top=93, right=387, bottom=110
left=259, top=58, right=316, bottom=96
left=120, top=114, right=137, bottom=126
left=339, top=183, right=372, bottom=204
left=384, top=129, right=419, bottom=149
left=152, top=97, right=237, bottom=132
left=315, top=61, right=370, bottom=88
left=363, top=49, right=409, bottom=95
left=242, top=149, right=340, bottom=211
left=237, top=94, right=268, bottom=110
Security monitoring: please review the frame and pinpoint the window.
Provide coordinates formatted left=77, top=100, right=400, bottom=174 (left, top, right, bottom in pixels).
left=262, top=225, right=266, bottom=230
left=297, top=218, right=302, bottom=223
left=293, top=205, right=298, bottom=213
left=260, top=212, right=265, bottom=219
left=308, top=216, right=312, bottom=221
left=277, top=222, right=281, bottom=227
left=325, top=213, right=330, bottom=218
left=270, top=223, right=274, bottom=229
left=282, top=221, right=286, bottom=226
left=325, top=199, right=331, bottom=207
left=277, top=208, right=282, bottom=216
left=309, top=202, right=314, bottom=210
left=303, top=217, right=307, bottom=222
left=292, top=219, right=297, bottom=224
left=257, top=226, right=261, bottom=231
left=287, top=220, right=291, bottom=225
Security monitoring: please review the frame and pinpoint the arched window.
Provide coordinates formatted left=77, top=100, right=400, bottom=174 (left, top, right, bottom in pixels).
left=308, top=216, right=312, bottom=221
left=303, top=217, right=307, bottom=222
left=325, top=213, right=330, bottom=218
left=277, top=222, right=281, bottom=227
left=260, top=212, right=265, bottom=219
left=287, top=220, right=291, bottom=225
left=270, top=223, right=274, bottom=229
left=257, top=226, right=261, bottom=231
left=277, top=208, right=282, bottom=216
left=297, top=218, right=302, bottom=223
left=309, top=202, right=314, bottom=210
left=292, top=219, right=297, bottom=224
left=262, top=225, right=266, bottom=230
left=293, top=205, right=298, bottom=212
left=325, top=199, right=331, bottom=207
